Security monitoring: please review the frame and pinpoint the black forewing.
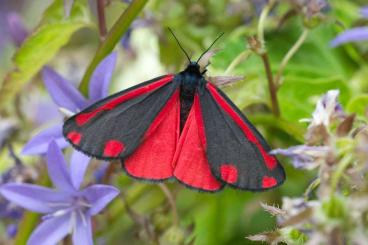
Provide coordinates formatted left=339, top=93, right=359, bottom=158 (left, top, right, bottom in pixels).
left=63, top=75, right=178, bottom=160
left=199, top=84, right=285, bottom=191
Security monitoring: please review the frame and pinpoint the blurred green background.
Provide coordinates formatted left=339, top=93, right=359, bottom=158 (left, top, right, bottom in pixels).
left=0, top=0, right=367, bottom=244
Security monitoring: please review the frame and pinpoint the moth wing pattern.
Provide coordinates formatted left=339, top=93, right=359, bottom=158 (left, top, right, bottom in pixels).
left=63, top=75, right=178, bottom=160
left=199, top=82, right=285, bottom=191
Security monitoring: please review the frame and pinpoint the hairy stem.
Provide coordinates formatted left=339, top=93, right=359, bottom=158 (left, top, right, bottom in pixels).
left=261, top=53, right=280, bottom=117
left=97, top=0, right=108, bottom=40
left=79, top=0, right=149, bottom=95
left=275, top=29, right=309, bottom=87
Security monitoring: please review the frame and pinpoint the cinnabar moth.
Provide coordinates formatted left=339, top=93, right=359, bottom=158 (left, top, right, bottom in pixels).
left=63, top=31, right=285, bottom=192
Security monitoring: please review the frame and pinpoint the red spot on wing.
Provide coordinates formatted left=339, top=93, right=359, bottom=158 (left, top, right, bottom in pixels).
left=262, top=176, right=277, bottom=188
left=206, top=83, right=277, bottom=170
left=75, top=75, right=174, bottom=126
left=220, top=164, right=238, bottom=184
left=124, top=90, right=180, bottom=180
left=103, top=140, right=125, bottom=157
left=173, top=94, right=222, bottom=191
left=67, top=131, right=82, bottom=145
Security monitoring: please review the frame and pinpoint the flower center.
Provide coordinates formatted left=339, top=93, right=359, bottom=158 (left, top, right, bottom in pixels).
left=42, top=196, right=91, bottom=221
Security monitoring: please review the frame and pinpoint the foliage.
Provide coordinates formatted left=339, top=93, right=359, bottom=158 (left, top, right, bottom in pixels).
left=0, top=0, right=367, bottom=244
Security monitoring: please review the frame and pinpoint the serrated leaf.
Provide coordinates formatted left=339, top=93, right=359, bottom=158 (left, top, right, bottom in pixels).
left=0, top=0, right=91, bottom=110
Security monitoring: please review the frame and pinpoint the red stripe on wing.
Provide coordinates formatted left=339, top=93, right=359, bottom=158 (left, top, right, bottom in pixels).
left=173, top=94, right=223, bottom=191
left=123, top=89, right=180, bottom=180
left=76, top=75, right=175, bottom=126
left=206, top=83, right=277, bottom=170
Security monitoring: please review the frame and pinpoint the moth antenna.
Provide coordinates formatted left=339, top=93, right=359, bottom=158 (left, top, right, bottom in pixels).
left=168, top=28, right=191, bottom=62
left=196, top=32, right=224, bottom=63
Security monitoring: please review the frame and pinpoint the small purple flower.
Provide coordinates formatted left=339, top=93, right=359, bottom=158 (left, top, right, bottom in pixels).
left=361, top=6, right=368, bottom=18
left=301, top=90, right=344, bottom=128
left=331, top=6, right=368, bottom=47
left=6, top=12, right=28, bottom=47
left=22, top=52, right=117, bottom=155
left=7, top=223, right=18, bottom=238
left=271, top=145, right=330, bottom=169
left=0, top=141, right=119, bottom=245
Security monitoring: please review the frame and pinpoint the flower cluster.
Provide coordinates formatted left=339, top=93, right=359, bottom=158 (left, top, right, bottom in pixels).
left=248, top=89, right=368, bottom=244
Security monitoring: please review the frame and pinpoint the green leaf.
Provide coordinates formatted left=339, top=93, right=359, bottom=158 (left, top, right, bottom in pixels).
left=0, top=0, right=91, bottom=110
left=346, top=94, right=368, bottom=116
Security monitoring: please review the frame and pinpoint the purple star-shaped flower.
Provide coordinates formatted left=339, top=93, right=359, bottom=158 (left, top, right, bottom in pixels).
left=0, top=141, right=119, bottom=245
left=331, top=6, right=368, bottom=47
left=22, top=52, right=117, bottom=155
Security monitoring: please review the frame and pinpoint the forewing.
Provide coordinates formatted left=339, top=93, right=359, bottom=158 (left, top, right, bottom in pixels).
left=122, top=88, right=180, bottom=180
left=199, top=83, right=285, bottom=191
left=63, top=75, right=177, bottom=160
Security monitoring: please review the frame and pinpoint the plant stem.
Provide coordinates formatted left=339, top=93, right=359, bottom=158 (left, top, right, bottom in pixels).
left=97, top=0, right=108, bottom=40
left=257, top=0, right=276, bottom=45
left=255, top=0, right=280, bottom=117
left=274, top=29, right=309, bottom=87
left=261, top=53, right=280, bottom=117
left=225, top=50, right=252, bottom=75
left=158, top=183, right=179, bottom=226
left=79, top=0, right=149, bottom=95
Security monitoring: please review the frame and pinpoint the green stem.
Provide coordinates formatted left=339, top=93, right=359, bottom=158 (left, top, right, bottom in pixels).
left=158, top=183, right=179, bottom=227
left=225, top=50, right=251, bottom=75
left=274, top=29, right=309, bottom=87
left=79, top=0, right=149, bottom=95
left=257, top=0, right=276, bottom=47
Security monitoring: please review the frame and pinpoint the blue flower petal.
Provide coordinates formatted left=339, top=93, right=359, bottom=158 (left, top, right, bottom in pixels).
left=72, top=214, right=93, bottom=245
left=70, top=150, right=90, bottom=190
left=82, top=184, right=119, bottom=216
left=0, top=183, right=69, bottom=213
left=21, top=125, right=69, bottom=156
left=43, top=67, right=87, bottom=112
left=331, top=27, right=368, bottom=47
left=47, top=141, right=75, bottom=192
left=27, top=214, right=71, bottom=245
left=88, top=52, right=117, bottom=103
